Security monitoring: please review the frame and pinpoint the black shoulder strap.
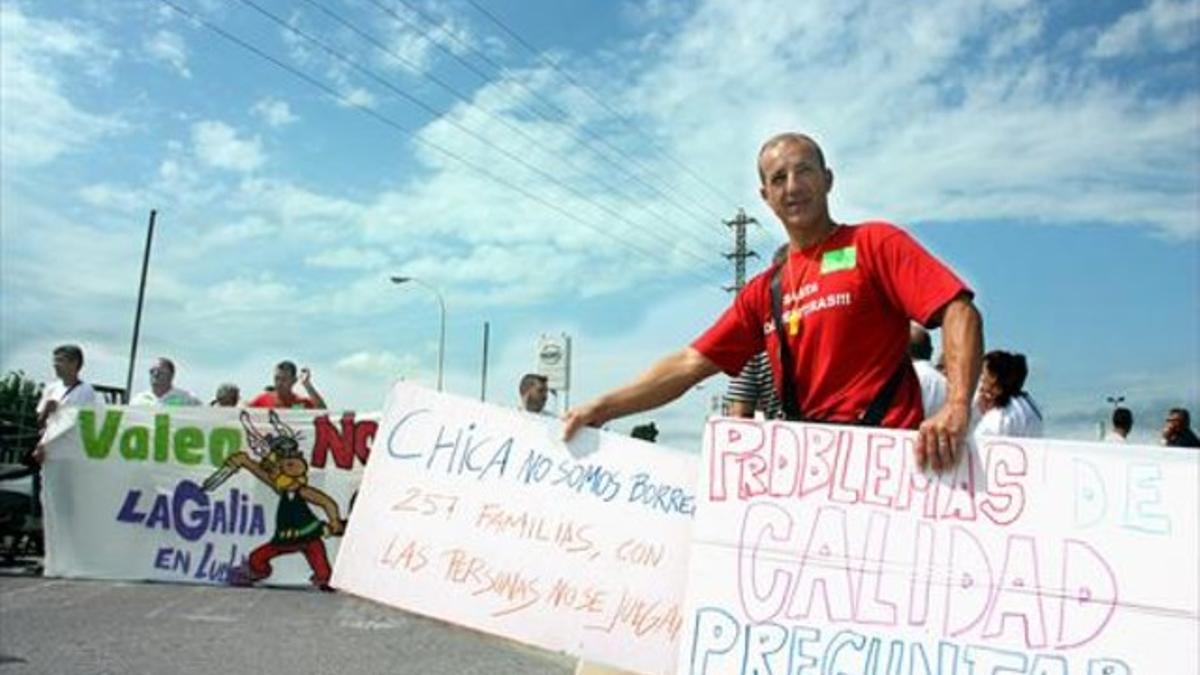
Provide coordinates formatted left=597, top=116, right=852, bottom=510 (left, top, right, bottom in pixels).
left=858, top=360, right=910, bottom=427
left=769, top=265, right=802, bottom=421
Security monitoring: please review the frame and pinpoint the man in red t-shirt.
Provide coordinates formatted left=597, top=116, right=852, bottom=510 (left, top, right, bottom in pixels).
left=248, top=360, right=327, bottom=410
left=564, top=132, right=983, bottom=471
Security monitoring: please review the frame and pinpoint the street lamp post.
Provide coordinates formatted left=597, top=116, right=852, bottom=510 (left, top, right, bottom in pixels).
left=390, top=276, right=446, bottom=392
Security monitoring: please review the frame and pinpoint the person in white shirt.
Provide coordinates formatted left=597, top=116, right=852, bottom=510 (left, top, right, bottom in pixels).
left=30, top=344, right=98, bottom=468
left=909, top=324, right=947, bottom=418
left=975, top=350, right=1043, bottom=438
left=130, top=357, right=201, bottom=407
left=1104, top=407, right=1132, bottom=443
left=36, top=344, right=98, bottom=427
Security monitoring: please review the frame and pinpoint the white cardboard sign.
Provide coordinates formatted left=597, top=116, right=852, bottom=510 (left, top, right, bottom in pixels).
left=677, top=418, right=1199, bottom=675
left=332, top=383, right=699, bottom=674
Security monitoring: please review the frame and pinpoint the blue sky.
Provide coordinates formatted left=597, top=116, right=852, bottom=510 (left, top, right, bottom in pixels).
left=2, top=0, right=1197, bottom=449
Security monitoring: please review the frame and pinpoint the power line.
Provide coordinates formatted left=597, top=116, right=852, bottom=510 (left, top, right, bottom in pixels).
left=297, top=0, right=728, bottom=255
left=234, top=0, right=726, bottom=275
left=461, top=0, right=744, bottom=210
left=368, top=0, right=729, bottom=230
left=363, top=0, right=733, bottom=232
left=158, top=0, right=721, bottom=286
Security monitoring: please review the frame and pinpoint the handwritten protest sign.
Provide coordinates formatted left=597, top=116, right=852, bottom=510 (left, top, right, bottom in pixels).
left=42, top=406, right=375, bottom=587
left=331, top=383, right=698, bottom=674
left=678, top=419, right=1199, bottom=674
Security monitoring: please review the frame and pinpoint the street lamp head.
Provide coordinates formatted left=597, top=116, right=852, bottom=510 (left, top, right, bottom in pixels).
left=390, top=276, right=411, bottom=284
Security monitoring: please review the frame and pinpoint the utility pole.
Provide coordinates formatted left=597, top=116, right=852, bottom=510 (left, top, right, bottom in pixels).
left=723, top=208, right=758, bottom=292
left=480, top=321, right=490, bottom=402
left=125, top=209, right=157, bottom=403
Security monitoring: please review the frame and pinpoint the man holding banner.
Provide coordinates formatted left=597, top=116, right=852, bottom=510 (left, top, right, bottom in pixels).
left=564, top=132, right=983, bottom=471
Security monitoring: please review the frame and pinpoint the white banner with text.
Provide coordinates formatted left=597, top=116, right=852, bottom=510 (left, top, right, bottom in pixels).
left=42, top=406, right=376, bottom=588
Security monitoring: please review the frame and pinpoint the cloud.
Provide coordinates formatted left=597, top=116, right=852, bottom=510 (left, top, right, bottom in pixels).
left=339, top=87, right=376, bottom=108
left=621, top=0, right=691, bottom=26
left=624, top=0, right=1199, bottom=238
left=1090, top=0, right=1199, bottom=59
left=78, top=183, right=145, bottom=211
left=305, top=246, right=389, bottom=270
left=335, top=350, right=421, bottom=377
left=146, top=29, right=191, bottom=78
left=0, top=3, right=123, bottom=166
left=198, top=275, right=296, bottom=312
left=374, top=18, right=437, bottom=74
left=191, top=120, right=265, bottom=172
left=368, top=1, right=490, bottom=74
left=194, top=216, right=275, bottom=249
left=250, top=98, right=298, bottom=127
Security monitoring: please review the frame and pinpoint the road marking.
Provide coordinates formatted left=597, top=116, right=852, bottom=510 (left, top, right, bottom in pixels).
left=340, top=618, right=402, bottom=630
left=181, top=613, right=239, bottom=623
left=144, top=591, right=196, bottom=619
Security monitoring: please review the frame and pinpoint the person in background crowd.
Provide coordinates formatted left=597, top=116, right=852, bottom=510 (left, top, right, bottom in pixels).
left=909, top=323, right=947, bottom=418
left=518, top=373, right=552, bottom=415
left=248, top=361, right=326, bottom=410
left=1105, top=407, right=1133, bottom=443
left=564, top=132, right=983, bottom=473
left=723, top=244, right=788, bottom=420
left=211, top=383, right=241, bottom=407
left=1162, top=407, right=1200, bottom=448
left=29, top=345, right=99, bottom=509
left=975, top=350, right=1043, bottom=438
left=130, top=357, right=201, bottom=406
left=35, top=344, right=97, bottom=432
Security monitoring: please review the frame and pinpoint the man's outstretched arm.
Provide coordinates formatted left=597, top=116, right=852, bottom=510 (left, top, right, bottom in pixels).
left=562, top=347, right=722, bottom=441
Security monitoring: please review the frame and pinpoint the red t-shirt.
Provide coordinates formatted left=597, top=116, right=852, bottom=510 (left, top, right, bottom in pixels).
left=248, top=391, right=316, bottom=409
left=693, top=222, right=970, bottom=429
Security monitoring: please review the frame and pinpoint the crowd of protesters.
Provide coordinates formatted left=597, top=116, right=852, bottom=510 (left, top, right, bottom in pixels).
left=21, top=348, right=331, bottom=465
left=120, top=355, right=325, bottom=411
left=27, top=331, right=1198, bottom=453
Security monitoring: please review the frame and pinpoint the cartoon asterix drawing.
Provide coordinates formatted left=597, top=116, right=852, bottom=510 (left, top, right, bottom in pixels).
left=204, top=411, right=344, bottom=590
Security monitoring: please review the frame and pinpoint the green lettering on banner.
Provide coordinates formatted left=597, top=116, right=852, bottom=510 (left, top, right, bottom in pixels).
left=120, top=427, right=150, bottom=460
left=79, top=409, right=122, bottom=459
left=174, top=427, right=205, bottom=465
left=154, top=414, right=171, bottom=462
left=75, top=410, right=244, bottom=467
left=820, top=245, right=856, bottom=274
left=209, top=428, right=241, bottom=467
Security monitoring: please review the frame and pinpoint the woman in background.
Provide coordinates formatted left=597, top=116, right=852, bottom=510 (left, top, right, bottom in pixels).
left=975, top=350, right=1043, bottom=438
